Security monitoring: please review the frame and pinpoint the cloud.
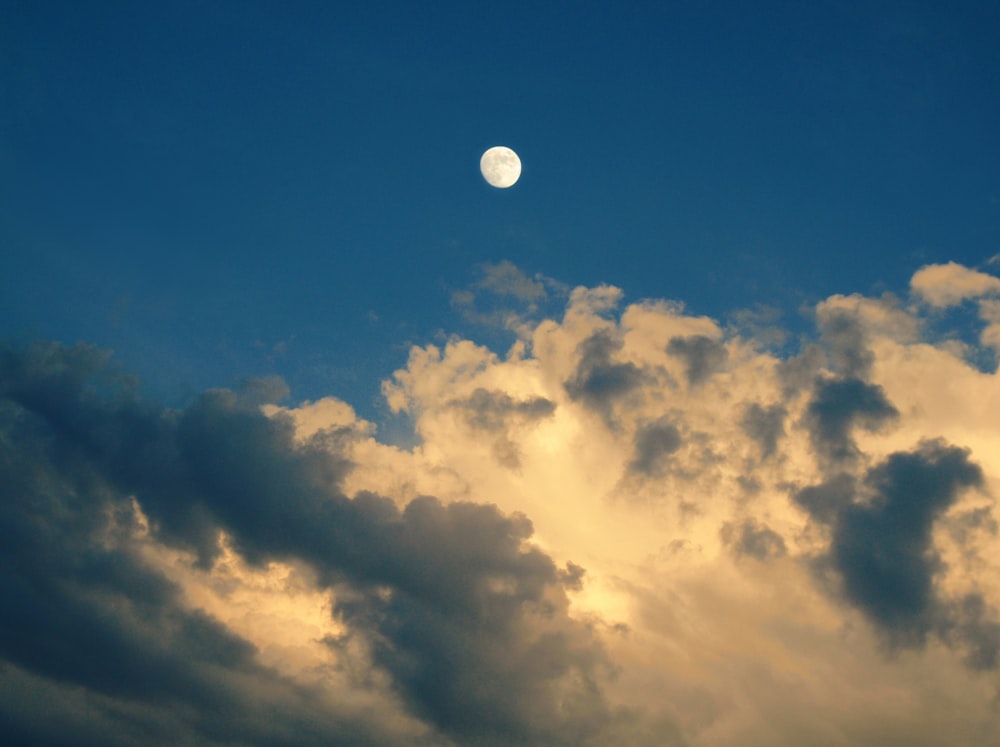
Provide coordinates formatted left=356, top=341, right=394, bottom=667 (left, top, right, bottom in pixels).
left=0, top=348, right=424, bottom=746
left=800, top=440, right=985, bottom=646
left=803, top=376, right=899, bottom=467
left=447, top=387, right=556, bottom=468
left=978, top=298, right=1000, bottom=352
left=477, top=260, right=548, bottom=302
left=666, top=334, right=728, bottom=386
left=449, top=388, right=556, bottom=431
left=911, top=261, right=1000, bottom=308
left=815, top=298, right=876, bottom=378
left=5, top=260, right=1000, bottom=745
left=720, top=519, right=787, bottom=561
left=946, top=592, right=1000, bottom=670
left=366, top=263, right=1000, bottom=743
left=564, top=330, right=648, bottom=425
left=628, top=417, right=684, bottom=476
left=794, top=472, right=857, bottom=525
left=739, top=402, right=786, bottom=460
left=0, top=341, right=624, bottom=747
left=450, top=261, right=558, bottom=333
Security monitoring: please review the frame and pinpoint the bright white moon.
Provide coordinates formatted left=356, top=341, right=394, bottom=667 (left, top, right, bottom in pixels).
left=480, top=146, right=521, bottom=188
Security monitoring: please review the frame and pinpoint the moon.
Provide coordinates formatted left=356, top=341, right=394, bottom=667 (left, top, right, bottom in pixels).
left=480, top=146, right=521, bottom=188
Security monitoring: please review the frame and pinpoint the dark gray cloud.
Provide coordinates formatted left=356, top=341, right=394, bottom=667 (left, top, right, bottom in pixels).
left=720, top=519, right=787, bottom=561
left=0, top=342, right=626, bottom=746
left=666, top=335, right=727, bottom=386
left=0, top=353, right=414, bottom=746
left=832, top=441, right=982, bottom=641
left=327, top=497, right=617, bottom=747
left=628, top=418, right=683, bottom=477
left=804, top=377, right=899, bottom=467
left=564, top=331, right=646, bottom=424
left=740, top=402, right=786, bottom=460
left=797, top=440, right=991, bottom=654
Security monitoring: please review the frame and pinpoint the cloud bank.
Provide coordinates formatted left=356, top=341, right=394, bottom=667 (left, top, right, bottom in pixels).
left=3, top=261, right=1000, bottom=746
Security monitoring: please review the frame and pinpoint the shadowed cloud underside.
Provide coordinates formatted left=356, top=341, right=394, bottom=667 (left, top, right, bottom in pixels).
left=3, top=261, right=1000, bottom=745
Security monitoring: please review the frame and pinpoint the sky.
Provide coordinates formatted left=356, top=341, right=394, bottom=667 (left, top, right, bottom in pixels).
left=2, top=2, right=1000, bottom=745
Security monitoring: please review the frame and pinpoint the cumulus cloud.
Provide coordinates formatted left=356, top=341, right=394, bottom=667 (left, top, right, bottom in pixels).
left=0, top=342, right=622, bottom=747
left=911, top=261, right=1000, bottom=307
left=5, top=260, right=1000, bottom=746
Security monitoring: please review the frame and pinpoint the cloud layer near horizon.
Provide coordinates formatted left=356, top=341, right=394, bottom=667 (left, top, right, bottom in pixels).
left=3, top=261, right=1000, bottom=746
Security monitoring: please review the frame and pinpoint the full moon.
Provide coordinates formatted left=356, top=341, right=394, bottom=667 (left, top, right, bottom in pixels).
left=480, top=146, right=521, bottom=188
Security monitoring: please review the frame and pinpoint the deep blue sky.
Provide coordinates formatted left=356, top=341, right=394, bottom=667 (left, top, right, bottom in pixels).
left=3, top=1, right=998, bottom=416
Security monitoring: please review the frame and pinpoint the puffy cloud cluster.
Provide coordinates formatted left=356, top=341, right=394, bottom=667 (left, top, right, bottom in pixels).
left=3, top=260, right=1000, bottom=745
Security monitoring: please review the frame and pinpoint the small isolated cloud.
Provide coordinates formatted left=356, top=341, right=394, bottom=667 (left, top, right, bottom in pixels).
left=477, top=259, right=548, bottom=302
left=911, top=261, right=1000, bottom=308
left=451, top=261, right=556, bottom=333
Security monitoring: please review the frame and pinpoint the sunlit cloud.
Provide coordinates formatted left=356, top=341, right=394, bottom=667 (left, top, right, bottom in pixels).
left=911, top=261, right=1000, bottom=308
left=3, top=261, right=1000, bottom=745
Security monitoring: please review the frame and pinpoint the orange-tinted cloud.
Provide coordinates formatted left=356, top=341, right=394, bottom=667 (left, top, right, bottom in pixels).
left=3, top=262, right=1000, bottom=745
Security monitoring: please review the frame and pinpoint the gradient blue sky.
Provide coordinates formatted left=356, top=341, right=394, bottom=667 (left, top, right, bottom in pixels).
left=4, top=1, right=998, bottom=416
left=6, top=4, right=1000, bottom=746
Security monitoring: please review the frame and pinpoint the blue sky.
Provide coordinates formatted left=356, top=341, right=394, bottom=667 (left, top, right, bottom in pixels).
left=4, top=1, right=998, bottom=414
left=4, top=4, right=1000, bottom=746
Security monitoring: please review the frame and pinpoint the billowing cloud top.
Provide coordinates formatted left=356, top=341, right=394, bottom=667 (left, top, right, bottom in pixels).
left=3, top=261, right=1000, bottom=746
